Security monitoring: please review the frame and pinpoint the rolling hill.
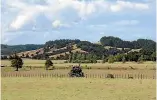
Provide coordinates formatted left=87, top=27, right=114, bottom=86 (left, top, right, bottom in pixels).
left=1, top=36, right=156, bottom=61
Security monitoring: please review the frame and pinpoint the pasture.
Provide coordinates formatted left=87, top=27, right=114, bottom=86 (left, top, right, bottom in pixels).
left=1, top=59, right=156, bottom=70
left=1, top=59, right=156, bottom=100
left=1, top=77, right=156, bottom=100
left=1, top=59, right=156, bottom=79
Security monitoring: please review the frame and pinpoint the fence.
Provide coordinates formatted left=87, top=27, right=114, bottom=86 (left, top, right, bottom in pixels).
left=1, top=72, right=156, bottom=79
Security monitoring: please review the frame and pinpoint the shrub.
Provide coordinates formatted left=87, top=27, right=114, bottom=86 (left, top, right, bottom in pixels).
left=69, top=66, right=84, bottom=77
left=106, top=74, right=114, bottom=78
left=137, top=55, right=144, bottom=64
left=122, top=56, right=126, bottom=63
left=128, top=76, right=133, bottom=79
left=108, top=56, right=115, bottom=63
left=45, top=59, right=53, bottom=70
left=83, top=65, right=91, bottom=69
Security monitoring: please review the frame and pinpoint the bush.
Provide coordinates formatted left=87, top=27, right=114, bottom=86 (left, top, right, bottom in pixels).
left=128, top=76, right=133, bottom=79
left=69, top=66, right=84, bottom=77
left=45, top=59, right=53, bottom=70
left=106, top=74, right=114, bottom=78
left=108, top=56, right=115, bottom=63
left=83, top=65, right=91, bottom=69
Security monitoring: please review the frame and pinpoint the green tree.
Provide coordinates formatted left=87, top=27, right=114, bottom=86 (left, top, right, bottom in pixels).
left=138, top=55, right=144, bottom=63
left=86, top=53, right=92, bottom=62
left=76, top=53, right=82, bottom=61
left=68, top=53, right=73, bottom=63
left=11, top=55, right=23, bottom=71
left=108, top=55, right=115, bottom=63
left=151, top=52, right=156, bottom=61
left=72, top=53, right=77, bottom=61
left=122, top=56, right=126, bottom=63
left=91, top=54, right=97, bottom=63
left=80, top=54, right=85, bottom=60
left=102, top=55, right=105, bottom=63
left=114, top=54, right=123, bottom=62
left=45, top=59, right=53, bottom=70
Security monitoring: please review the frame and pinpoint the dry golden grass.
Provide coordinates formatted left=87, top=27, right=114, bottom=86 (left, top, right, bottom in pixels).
left=1, top=77, right=156, bottom=100
left=49, top=48, right=88, bottom=58
left=1, top=59, right=155, bottom=70
left=17, top=48, right=44, bottom=57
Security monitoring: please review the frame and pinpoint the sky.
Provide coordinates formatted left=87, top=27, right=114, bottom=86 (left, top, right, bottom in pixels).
left=1, top=0, right=156, bottom=45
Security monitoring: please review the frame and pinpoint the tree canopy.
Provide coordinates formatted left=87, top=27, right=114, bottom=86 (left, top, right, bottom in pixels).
left=11, top=54, right=23, bottom=71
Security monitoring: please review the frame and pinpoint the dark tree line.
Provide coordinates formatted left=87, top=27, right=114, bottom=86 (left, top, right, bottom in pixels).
left=1, top=44, right=44, bottom=55
left=67, top=52, right=97, bottom=63
left=76, top=41, right=131, bottom=59
left=100, top=36, right=134, bottom=48
left=45, top=39, right=80, bottom=49
left=76, top=41, right=107, bottom=59
left=100, top=36, right=156, bottom=52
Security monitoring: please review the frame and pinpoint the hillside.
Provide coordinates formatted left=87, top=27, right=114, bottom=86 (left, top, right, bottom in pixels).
left=1, top=36, right=156, bottom=62
left=1, top=44, right=44, bottom=55
left=100, top=36, right=156, bottom=51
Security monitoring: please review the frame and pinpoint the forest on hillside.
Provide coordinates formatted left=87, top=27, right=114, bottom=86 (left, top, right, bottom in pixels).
left=1, top=36, right=156, bottom=62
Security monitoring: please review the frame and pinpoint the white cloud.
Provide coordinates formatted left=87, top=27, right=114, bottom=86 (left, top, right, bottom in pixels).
left=113, top=20, right=139, bottom=26
left=10, top=10, right=35, bottom=30
left=52, top=20, right=62, bottom=28
left=110, top=1, right=149, bottom=12
left=110, top=5, right=121, bottom=12
left=8, top=0, right=48, bottom=30
left=1, top=0, right=153, bottom=44
left=135, top=3, right=149, bottom=9
left=5, top=0, right=150, bottom=30
left=52, top=20, right=71, bottom=28
left=89, top=24, right=107, bottom=28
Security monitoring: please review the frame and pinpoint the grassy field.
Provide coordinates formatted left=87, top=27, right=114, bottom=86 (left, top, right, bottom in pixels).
left=1, top=59, right=156, bottom=70
left=1, top=59, right=156, bottom=100
left=2, top=77, right=156, bottom=100
left=1, top=59, right=156, bottom=78
left=1, top=68, right=156, bottom=78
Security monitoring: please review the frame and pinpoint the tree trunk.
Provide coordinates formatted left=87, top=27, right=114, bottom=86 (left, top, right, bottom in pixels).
left=46, top=66, right=48, bottom=70
left=16, top=66, right=18, bottom=71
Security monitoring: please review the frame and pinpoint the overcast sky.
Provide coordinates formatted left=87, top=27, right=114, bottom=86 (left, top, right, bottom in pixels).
left=1, top=0, right=156, bottom=44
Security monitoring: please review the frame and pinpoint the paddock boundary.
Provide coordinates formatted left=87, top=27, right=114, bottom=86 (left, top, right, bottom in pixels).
left=1, top=72, right=156, bottom=79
